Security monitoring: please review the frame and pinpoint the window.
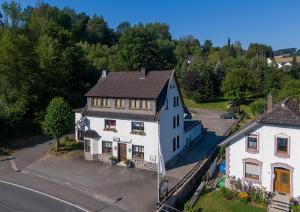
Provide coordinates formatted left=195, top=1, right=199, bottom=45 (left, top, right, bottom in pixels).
left=177, top=115, right=179, bottom=127
left=91, top=98, right=110, bottom=107
left=244, top=162, right=260, bottom=181
left=132, top=145, right=144, bottom=159
left=173, top=97, right=176, bottom=107
left=115, top=99, right=124, bottom=108
left=173, top=116, right=176, bottom=128
left=177, top=136, right=179, bottom=149
left=165, top=98, right=168, bottom=110
left=101, top=98, right=110, bottom=107
left=102, top=141, right=112, bottom=154
left=176, top=96, right=179, bottom=106
left=276, top=137, right=288, bottom=155
left=132, top=122, right=144, bottom=133
left=130, top=99, right=150, bottom=110
left=246, top=134, right=258, bottom=151
left=84, top=139, right=91, bottom=153
left=104, top=119, right=116, bottom=130
left=173, top=138, right=176, bottom=152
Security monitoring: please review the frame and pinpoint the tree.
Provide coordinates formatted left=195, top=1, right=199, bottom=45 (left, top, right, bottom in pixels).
left=42, top=97, right=73, bottom=152
left=221, top=68, right=255, bottom=100
left=116, top=21, right=131, bottom=36
left=214, top=60, right=225, bottom=95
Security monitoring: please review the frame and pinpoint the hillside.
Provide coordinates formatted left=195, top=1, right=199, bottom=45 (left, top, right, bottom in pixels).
left=274, top=55, right=300, bottom=63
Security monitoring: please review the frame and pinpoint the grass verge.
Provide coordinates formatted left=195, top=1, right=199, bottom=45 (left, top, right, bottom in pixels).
left=193, top=189, right=266, bottom=212
left=183, top=97, right=230, bottom=111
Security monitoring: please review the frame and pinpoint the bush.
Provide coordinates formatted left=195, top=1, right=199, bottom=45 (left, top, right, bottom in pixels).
left=251, top=187, right=266, bottom=204
left=184, top=202, right=197, bottom=212
left=239, top=192, right=250, bottom=204
left=292, top=204, right=300, bottom=212
left=221, top=187, right=238, bottom=200
left=250, top=99, right=267, bottom=115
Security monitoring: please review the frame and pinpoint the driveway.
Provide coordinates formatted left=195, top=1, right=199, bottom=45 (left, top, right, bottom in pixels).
left=23, top=151, right=157, bottom=212
left=166, top=108, right=235, bottom=182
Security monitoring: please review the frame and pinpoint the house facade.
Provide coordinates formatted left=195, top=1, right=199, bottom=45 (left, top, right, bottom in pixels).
left=74, top=69, right=195, bottom=171
left=221, top=96, right=300, bottom=198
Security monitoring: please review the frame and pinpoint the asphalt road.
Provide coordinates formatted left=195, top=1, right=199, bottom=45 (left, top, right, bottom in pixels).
left=0, top=181, right=86, bottom=212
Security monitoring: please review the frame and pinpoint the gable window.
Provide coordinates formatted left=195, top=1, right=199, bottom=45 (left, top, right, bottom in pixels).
left=176, top=96, right=179, bottom=106
left=102, top=141, right=112, bottom=154
left=244, top=162, right=260, bottom=181
left=131, top=122, right=144, bottom=134
left=246, top=134, right=258, bottom=152
left=177, top=136, right=179, bottom=149
left=132, top=145, right=144, bottom=159
left=275, top=135, right=289, bottom=156
left=173, top=97, right=176, bottom=107
left=177, top=115, right=180, bottom=127
left=115, top=99, right=124, bottom=108
left=173, top=116, right=176, bottom=129
left=104, top=119, right=116, bottom=131
left=84, top=139, right=91, bottom=153
left=173, top=138, right=176, bottom=152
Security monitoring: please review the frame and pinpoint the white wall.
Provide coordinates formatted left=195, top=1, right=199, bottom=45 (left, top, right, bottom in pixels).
left=184, top=123, right=202, bottom=147
left=159, top=77, right=184, bottom=163
left=229, top=124, right=300, bottom=197
left=80, top=116, right=159, bottom=163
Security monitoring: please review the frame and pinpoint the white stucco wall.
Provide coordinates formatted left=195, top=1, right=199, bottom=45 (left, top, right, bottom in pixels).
left=228, top=124, right=300, bottom=197
left=159, top=77, right=184, bottom=163
left=81, top=116, right=159, bottom=163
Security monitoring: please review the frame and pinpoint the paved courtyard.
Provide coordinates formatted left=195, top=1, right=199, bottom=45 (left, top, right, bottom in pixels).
left=166, top=108, right=236, bottom=182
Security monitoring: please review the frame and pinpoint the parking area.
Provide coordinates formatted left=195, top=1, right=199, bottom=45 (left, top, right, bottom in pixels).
left=24, top=151, right=157, bottom=212
left=166, top=108, right=235, bottom=182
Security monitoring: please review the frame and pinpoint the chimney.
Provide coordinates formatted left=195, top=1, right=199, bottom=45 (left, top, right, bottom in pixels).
left=267, top=93, right=273, bottom=112
left=140, top=67, right=147, bottom=79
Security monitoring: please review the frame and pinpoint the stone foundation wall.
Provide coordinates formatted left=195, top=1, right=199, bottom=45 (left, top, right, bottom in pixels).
left=84, top=152, right=157, bottom=171
left=131, top=158, right=157, bottom=171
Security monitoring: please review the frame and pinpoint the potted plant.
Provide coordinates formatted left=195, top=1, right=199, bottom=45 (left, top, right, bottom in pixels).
left=125, top=159, right=132, bottom=168
left=109, top=156, right=118, bottom=166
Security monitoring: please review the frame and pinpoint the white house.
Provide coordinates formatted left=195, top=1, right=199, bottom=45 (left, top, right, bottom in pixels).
left=220, top=95, right=300, bottom=198
left=74, top=69, right=201, bottom=171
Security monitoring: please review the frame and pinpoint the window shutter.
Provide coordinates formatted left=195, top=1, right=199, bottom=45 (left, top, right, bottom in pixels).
left=245, top=163, right=260, bottom=176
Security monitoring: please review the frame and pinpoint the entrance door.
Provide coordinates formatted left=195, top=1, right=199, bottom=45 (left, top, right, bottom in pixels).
left=118, top=143, right=127, bottom=161
left=274, top=168, right=290, bottom=195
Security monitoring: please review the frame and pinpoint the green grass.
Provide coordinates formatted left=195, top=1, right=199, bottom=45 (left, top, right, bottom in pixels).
left=183, top=97, right=230, bottom=111
left=193, top=189, right=266, bottom=212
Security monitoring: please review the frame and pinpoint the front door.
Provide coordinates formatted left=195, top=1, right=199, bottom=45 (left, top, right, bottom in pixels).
left=118, top=143, right=127, bottom=161
left=274, top=168, right=290, bottom=195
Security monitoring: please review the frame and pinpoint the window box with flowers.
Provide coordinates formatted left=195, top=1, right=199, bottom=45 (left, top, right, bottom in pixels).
left=103, top=119, right=117, bottom=132
left=130, top=122, right=146, bottom=135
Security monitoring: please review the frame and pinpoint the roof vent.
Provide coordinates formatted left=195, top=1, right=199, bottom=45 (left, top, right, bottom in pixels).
left=140, top=67, right=147, bottom=79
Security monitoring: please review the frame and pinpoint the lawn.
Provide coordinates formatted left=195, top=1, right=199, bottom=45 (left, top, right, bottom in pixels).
left=193, top=189, right=266, bottom=212
left=183, top=97, right=230, bottom=111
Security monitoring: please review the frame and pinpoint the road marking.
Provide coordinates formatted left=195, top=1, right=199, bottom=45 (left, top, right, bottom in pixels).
left=0, top=180, right=90, bottom=212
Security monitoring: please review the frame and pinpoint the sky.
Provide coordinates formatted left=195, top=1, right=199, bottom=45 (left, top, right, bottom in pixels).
left=3, top=0, right=300, bottom=50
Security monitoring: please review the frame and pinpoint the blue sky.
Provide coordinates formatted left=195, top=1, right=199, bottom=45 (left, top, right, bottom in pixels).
left=3, top=0, right=300, bottom=50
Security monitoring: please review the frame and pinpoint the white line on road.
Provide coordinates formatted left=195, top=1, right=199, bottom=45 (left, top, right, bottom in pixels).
left=0, top=180, right=90, bottom=212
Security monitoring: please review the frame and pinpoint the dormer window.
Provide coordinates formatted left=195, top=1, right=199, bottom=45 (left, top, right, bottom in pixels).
left=91, top=98, right=110, bottom=108
left=275, top=134, right=289, bottom=157
left=130, top=99, right=150, bottom=110
left=246, top=134, right=258, bottom=152
left=115, top=99, right=124, bottom=108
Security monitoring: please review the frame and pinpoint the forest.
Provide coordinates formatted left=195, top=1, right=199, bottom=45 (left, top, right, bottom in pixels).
left=0, top=1, right=300, bottom=146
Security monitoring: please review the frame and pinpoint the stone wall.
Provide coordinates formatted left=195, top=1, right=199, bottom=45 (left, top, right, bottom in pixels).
left=131, top=158, right=157, bottom=171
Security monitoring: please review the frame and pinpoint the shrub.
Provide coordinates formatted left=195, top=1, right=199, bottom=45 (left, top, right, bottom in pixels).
left=221, top=187, right=238, bottom=200
left=292, top=204, right=300, bottom=212
left=250, top=99, right=267, bottom=115
left=251, top=187, right=266, bottom=204
left=239, top=192, right=250, bottom=204
left=184, top=202, right=196, bottom=212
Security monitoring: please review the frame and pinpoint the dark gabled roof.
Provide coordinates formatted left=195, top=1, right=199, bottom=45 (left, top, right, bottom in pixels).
left=258, top=98, right=300, bottom=126
left=220, top=97, right=300, bottom=146
left=74, top=106, right=159, bottom=121
left=85, top=70, right=173, bottom=99
left=184, top=120, right=201, bottom=132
